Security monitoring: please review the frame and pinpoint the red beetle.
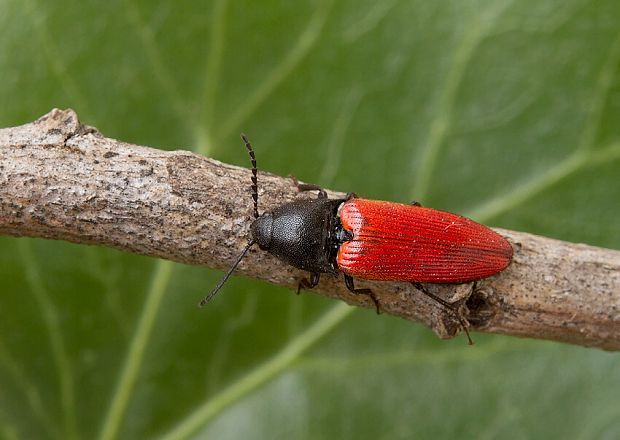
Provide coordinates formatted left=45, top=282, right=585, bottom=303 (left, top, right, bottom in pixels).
left=201, top=135, right=513, bottom=344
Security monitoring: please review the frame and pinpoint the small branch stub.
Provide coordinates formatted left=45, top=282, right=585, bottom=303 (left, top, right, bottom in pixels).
left=1, top=109, right=619, bottom=350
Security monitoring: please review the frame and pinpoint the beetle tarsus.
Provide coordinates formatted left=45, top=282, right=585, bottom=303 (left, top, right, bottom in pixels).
left=297, top=272, right=320, bottom=295
left=290, top=175, right=327, bottom=199
left=345, top=192, right=357, bottom=200
left=345, top=275, right=382, bottom=314
left=410, top=200, right=422, bottom=206
left=411, top=282, right=473, bottom=345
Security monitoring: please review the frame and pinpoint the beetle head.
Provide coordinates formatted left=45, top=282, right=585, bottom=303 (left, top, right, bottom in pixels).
left=250, top=213, right=273, bottom=250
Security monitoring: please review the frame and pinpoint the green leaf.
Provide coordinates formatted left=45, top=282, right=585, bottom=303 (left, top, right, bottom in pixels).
left=1, top=1, right=620, bottom=439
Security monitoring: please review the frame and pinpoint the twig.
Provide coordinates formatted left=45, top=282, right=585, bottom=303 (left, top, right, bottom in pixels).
left=1, top=109, right=619, bottom=350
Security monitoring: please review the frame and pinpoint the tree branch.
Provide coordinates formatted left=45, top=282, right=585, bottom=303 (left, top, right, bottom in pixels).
left=1, top=109, right=619, bottom=350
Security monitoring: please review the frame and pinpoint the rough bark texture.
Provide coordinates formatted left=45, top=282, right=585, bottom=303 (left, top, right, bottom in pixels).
left=1, top=109, right=619, bottom=350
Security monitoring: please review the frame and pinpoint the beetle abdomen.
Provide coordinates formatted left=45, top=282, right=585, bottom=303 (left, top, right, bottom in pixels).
left=337, top=199, right=513, bottom=282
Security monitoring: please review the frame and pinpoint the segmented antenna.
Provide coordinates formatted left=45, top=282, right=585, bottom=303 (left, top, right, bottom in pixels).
left=241, top=133, right=259, bottom=219
left=198, top=134, right=260, bottom=307
left=198, top=240, right=255, bottom=307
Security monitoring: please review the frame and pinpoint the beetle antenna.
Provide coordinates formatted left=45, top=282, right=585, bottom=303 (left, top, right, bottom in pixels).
left=241, top=133, right=259, bottom=219
left=199, top=240, right=256, bottom=307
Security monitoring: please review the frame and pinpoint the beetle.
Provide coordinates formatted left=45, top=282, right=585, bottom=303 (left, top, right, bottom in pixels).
left=200, top=134, right=513, bottom=344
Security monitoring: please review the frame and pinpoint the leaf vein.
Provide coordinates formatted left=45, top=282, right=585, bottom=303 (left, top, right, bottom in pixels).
left=216, top=0, right=334, bottom=142
left=411, top=0, right=514, bottom=201
left=98, top=260, right=174, bottom=440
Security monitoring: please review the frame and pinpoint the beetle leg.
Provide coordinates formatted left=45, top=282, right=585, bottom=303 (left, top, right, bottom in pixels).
left=290, top=175, right=327, bottom=199
left=344, top=275, right=381, bottom=314
left=411, top=282, right=473, bottom=345
left=410, top=201, right=422, bottom=207
left=345, top=192, right=357, bottom=200
left=297, top=272, right=320, bottom=295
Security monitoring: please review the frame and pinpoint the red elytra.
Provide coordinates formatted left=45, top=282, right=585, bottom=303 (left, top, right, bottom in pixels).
left=337, top=198, right=513, bottom=283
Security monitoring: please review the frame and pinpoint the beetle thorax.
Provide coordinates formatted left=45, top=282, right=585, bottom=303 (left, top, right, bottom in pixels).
left=250, top=198, right=345, bottom=274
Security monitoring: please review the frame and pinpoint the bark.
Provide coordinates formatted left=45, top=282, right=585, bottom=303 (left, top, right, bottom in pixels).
left=1, top=109, right=619, bottom=350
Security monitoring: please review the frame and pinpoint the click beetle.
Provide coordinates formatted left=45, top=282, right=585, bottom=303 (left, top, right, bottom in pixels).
left=200, top=135, right=513, bottom=344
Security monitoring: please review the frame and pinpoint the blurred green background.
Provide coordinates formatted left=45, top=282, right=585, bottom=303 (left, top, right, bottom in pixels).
left=1, top=1, right=620, bottom=439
